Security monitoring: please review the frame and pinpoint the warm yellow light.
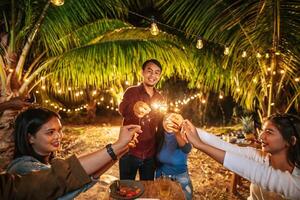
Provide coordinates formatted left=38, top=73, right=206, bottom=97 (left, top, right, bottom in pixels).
left=242, top=51, right=247, bottom=58
left=280, top=70, right=285, bottom=74
left=125, top=81, right=129, bottom=85
left=265, top=53, right=270, bottom=58
left=196, top=38, right=203, bottom=49
left=256, top=52, right=262, bottom=58
left=236, top=88, right=241, bottom=92
left=41, top=86, right=46, bottom=90
left=224, top=47, right=229, bottom=55
left=201, top=99, right=206, bottom=104
left=295, top=78, right=300, bottom=82
left=51, top=0, right=64, bottom=6
left=219, top=94, right=223, bottom=99
left=150, top=22, right=159, bottom=36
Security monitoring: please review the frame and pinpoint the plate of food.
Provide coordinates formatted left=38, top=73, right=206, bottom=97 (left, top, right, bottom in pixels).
left=109, top=180, right=144, bottom=199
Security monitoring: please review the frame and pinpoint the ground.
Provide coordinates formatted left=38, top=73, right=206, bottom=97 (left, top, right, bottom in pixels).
left=60, top=123, right=250, bottom=200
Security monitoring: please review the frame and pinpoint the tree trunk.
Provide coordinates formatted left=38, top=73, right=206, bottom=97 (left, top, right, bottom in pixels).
left=86, top=101, right=97, bottom=122
left=0, top=109, right=19, bottom=171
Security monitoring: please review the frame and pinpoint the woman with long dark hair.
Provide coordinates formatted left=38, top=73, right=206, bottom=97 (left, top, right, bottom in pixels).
left=155, top=113, right=193, bottom=200
left=182, top=113, right=300, bottom=199
left=7, top=108, right=95, bottom=199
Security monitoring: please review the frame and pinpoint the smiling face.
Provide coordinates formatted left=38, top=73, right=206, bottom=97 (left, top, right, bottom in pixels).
left=29, top=117, right=63, bottom=156
left=259, top=121, right=289, bottom=155
left=142, top=62, right=162, bottom=87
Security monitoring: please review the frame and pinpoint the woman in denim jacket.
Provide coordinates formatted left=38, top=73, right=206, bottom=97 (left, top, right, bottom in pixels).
left=6, top=108, right=96, bottom=200
left=155, top=114, right=193, bottom=200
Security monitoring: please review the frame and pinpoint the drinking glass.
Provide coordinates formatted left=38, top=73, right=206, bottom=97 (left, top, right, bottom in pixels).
left=159, top=176, right=171, bottom=199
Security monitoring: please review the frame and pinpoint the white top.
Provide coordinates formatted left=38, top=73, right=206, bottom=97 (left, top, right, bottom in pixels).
left=197, top=128, right=300, bottom=200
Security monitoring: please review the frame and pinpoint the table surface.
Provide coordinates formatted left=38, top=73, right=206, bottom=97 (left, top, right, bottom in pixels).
left=103, top=180, right=185, bottom=200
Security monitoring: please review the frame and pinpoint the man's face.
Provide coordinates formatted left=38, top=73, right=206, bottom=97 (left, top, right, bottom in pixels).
left=142, top=62, right=162, bottom=87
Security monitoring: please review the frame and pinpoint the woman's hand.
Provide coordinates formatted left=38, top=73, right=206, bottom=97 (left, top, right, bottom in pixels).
left=117, top=125, right=142, bottom=148
left=182, top=120, right=204, bottom=149
left=133, top=101, right=151, bottom=118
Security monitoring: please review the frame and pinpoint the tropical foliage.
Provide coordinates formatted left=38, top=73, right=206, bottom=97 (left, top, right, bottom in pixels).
left=157, top=0, right=300, bottom=117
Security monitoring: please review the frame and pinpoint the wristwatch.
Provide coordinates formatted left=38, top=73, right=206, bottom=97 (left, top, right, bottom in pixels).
left=106, top=143, right=117, bottom=160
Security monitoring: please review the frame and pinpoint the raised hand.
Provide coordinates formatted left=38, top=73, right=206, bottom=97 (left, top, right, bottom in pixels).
left=163, top=113, right=183, bottom=134
left=117, top=125, right=142, bottom=147
left=133, top=101, right=151, bottom=118
left=181, top=120, right=203, bottom=148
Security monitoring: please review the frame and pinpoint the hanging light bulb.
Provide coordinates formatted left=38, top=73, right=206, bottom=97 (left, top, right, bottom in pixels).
left=51, top=0, right=64, bottom=6
left=242, top=51, right=247, bottom=58
left=224, top=46, right=230, bottom=55
left=265, top=53, right=270, bottom=58
left=196, top=37, right=203, bottom=49
left=256, top=52, right=262, bottom=58
left=150, top=16, right=159, bottom=36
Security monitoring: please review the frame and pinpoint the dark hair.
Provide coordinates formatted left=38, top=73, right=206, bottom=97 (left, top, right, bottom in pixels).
left=142, top=59, right=162, bottom=71
left=267, top=113, right=300, bottom=168
left=13, top=108, right=60, bottom=163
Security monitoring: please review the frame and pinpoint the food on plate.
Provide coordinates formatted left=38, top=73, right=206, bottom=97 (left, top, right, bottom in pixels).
left=117, top=185, right=141, bottom=198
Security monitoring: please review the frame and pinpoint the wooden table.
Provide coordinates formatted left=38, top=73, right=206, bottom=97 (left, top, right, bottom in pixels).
left=103, top=180, right=185, bottom=200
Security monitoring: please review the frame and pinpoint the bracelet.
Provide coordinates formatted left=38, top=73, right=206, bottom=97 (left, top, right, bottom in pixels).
left=105, top=143, right=117, bottom=160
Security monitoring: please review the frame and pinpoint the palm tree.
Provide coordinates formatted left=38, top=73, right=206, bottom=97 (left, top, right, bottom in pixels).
left=0, top=0, right=195, bottom=170
left=158, top=0, right=300, bottom=118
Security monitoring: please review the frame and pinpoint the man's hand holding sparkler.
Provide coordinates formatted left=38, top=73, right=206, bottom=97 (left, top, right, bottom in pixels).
left=133, top=101, right=152, bottom=118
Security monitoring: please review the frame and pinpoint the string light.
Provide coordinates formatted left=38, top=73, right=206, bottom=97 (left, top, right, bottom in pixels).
left=256, top=52, right=262, bottom=58
left=224, top=46, right=230, bottom=55
left=51, top=0, right=64, bottom=6
left=242, top=51, right=247, bottom=58
left=265, top=53, right=270, bottom=58
left=150, top=16, right=159, bottom=36
left=196, top=36, right=203, bottom=49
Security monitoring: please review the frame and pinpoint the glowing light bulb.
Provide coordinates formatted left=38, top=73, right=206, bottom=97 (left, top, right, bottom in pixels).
left=256, top=52, right=262, bottom=58
left=51, top=0, right=64, bottom=6
left=196, top=37, right=203, bottom=49
left=150, top=22, right=159, bottom=36
left=224, top=46, right=229, bottom=55
left=265, top=53, right=270, bottom=58
left=242, top=51, right=247, bottom=58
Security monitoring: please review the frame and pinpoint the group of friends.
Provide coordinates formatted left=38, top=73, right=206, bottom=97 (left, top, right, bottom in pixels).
left=0, top=59, right=299, bottom=200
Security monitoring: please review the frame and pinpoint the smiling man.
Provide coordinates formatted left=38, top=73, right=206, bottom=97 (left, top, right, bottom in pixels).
left=118, top=59, right=164, bottom=180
